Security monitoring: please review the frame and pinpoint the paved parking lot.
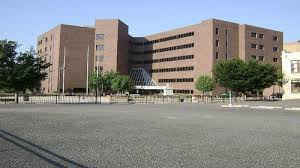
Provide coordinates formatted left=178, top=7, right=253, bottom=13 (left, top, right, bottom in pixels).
left=0, top=103, right=300, bottom=168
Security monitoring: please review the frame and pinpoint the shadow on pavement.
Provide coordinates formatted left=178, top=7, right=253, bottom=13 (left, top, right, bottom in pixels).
left=0, top=129, right=91, bottom=168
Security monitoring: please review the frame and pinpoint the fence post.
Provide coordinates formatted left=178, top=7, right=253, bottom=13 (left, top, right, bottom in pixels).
left=55, top=95, right=58, bottom=104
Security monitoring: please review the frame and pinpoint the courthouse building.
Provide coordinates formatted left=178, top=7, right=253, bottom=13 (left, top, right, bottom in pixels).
left=37, top=18, right=283, bottom=95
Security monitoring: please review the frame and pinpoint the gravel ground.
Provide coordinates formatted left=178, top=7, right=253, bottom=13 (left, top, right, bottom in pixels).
left=0, top=103, right=300, bottom=168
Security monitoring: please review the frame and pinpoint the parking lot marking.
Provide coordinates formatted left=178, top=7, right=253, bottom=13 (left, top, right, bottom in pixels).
left=285, top=107, right=300, bottom=111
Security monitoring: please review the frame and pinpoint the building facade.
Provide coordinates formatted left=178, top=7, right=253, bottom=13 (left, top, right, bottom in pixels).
left=282, top=41, right=300, bottom=100
left=37, top=18, right=283, bottom=95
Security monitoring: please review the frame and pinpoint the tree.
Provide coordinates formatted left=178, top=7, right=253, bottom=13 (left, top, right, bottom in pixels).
left=195, top=75, right=215, bottom=95
left=111, top=75, right=133, bottom=94
left=102, top=71, right=119, bottom=94
left=0, top=40, right=50, bottom=93
left=89, top=70, right=132, bottom=95
left=213, top=59, right=280, bottom=95
left=213, top=59, right=249, bottom=94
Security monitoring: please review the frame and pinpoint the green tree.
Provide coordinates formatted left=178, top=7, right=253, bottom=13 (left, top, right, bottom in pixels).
left=245, top=60, right=279, bottom=93
left=102, top=71, right=119, bottom=94
left=213, top=59, right=280, bottom=95
left=213, top=59, right=248, bottom=94
left=89, top=71, right=132, bottom=95
left=195, top=75, right=215, bottom=95
left=0, top=40, right=50, bottom=93
left=111, top=75, right=133, bottom=94
left=89, top=71, right=104, bottom=93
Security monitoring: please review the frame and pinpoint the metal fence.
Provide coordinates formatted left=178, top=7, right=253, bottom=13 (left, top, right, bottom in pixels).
left=0, top=94, right=280, bottom=105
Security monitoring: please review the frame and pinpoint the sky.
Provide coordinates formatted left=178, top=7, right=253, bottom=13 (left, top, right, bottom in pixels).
left=0, top=0, right=299, bottom=51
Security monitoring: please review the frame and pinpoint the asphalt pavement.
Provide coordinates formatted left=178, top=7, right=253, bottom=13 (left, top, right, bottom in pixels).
left=0, top=103, right=299, bottom=168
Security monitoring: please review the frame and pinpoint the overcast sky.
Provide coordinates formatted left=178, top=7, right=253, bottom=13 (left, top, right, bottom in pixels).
left=1, top=0, right=299, bottom=50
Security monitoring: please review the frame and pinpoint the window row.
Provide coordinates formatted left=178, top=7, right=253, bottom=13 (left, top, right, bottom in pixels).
left=38, top=36, right=53, bottom=45
left=131, top=32, right=194, bottom=46
left=37, top=46, right=52, bottom=54
left=251, top=32, right=265, bottom=39
left=132, top=43, right=194, bottom=55
left=158, top=78, right=194, bottom=83
left=173, top=89, right=194, bottom=94
left=250, top=43, right=264, bottom=50
left=251, top=55, right=265, bottom=61
left=251, top=55, right=278, bottom=62
left=131, top=55, right=194, bottom=65
left=250, top=32, right=279, bottom=41
left=151, top=66, right=194, bottom=73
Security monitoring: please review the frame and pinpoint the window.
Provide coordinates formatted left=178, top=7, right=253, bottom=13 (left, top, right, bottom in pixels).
left=251, top=32, right=257, bottom=38
left=133, top=43, right=194, bottom=55
left=251, top=55, right=256, bottom=60
left=273, top=57, right=278, bottom=62
left=45, top=37, right=48, bottom=42
left=273, top=36, right=278, bottom=41
left=45, top=47, right=47, bottom=52
left=291, top=80, right=300, bottom=93
left=132, top=32, right=194, bottom=46
left=96, top=45, right=104, bottom=51
left=216, top=28, right=219, bottom=35
left=259, top=45, right=264, bottom=50
left=251, top=43, right=257, bottom=49
left=259, top=34, right=264, bottom=39
left=258, top=56, right=264, bottom=61
left=291, top=60, right=300, bottom=73
left=158, top=78, right=194, bottom=83
left=216, top=40, right=219, bottom=47
left=96, top=34, right=104, bottom=40
left=273, top=47, right=278, bottom=52
left=216, top=52, right=219, bottom=59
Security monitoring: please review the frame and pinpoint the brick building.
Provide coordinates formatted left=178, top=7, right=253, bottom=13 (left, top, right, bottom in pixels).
left=37, top=18, right=283, bottom=95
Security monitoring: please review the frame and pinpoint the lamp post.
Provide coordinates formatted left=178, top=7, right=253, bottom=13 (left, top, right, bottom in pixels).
left=62, top=47, right=66, bottom=95
left=86, top=45, right=90, bottom=95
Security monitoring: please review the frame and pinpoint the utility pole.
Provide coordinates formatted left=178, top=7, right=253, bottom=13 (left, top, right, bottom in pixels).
left=86, top=46, right=89, bottom=95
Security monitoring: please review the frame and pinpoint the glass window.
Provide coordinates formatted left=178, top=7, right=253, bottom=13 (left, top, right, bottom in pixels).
left=259, top=45, right=264, bottom=50
left=96, top=34, right=104, bottom=40
left=273, top=36, right=278, bottom=41
left=259, top=34, right=264, bottom=39
left=273, top=47, right=278, bottom=52
left=251, top=43, right=257, bottom=49
left=291, top=80, right=300, bottom=93
left=258, top=56, right=264, bottom=61
left=273, top=58, right=278, bottom=62
left=96, top=45, right=104, bottom=51
left=291, top=60, right=300, bottom=73
left=216, top=28, right=219, bottom=35
left=216, top=40, right=219, bottom=47
left=251, top=32, right=257, bottom=38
